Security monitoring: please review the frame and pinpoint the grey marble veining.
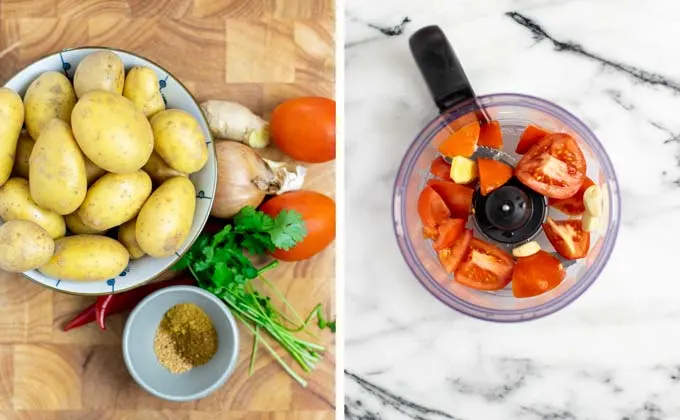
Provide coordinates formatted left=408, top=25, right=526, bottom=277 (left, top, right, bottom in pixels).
left=345, top=0, right=680, bottom=418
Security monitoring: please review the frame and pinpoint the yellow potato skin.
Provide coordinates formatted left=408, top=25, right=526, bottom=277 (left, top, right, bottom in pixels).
left=11, top=133, right=34, bottom=179
left=73, top=51, right=124, bottom=98
left=118, top=218, right=145, bottom=260
left=38, top=235, right=129, bottom=282
left=23, top=71, right=76, bottom=140
left=77, top=170, right=152, bottom=231
left=0, top=88, right=25, bottom=187
left=123, top=67, right=165, bottom=117
left=0, top=220, right=55, bottom=273
left=136, top=176, right=196, bottom=258
left=71, top=90, right=154, bottom=174
left=150, top=109, right=208, bottom=174
left=29, top=119, right=87, bottom=215
left=142, top=152, right=186, bottom=184
left=0, top=178, right=65, bottom=239
left=84, top=155, right=107, bottom=186
left=64, top=211, right=106, bottom=235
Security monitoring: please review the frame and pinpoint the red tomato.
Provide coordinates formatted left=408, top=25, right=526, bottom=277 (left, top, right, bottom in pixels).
left=477, top=158, right=513, bottom=196
left=438, top=229, right=472, bottom=273
left=270, top=97, right=335, bottom=163
left=512, top=251, right=565, bottom=298
left=548, top=177, right=595, bottom=215
left=417, top=186, right=450, bottom=231
left=429, top=157, right=452, bottom=180
left=515, top=133, right=587, bottom=199
left=515, top=124, right=551, bottom=154
left=438, top=121, right=480, bottom=157
left=433, top=218, right=466, bottom=251
left=478, top=121, right=503, bottom=149
left=543, top=217, right=590, bottom=260
left=260, top=191, right=335, bottom=261
left=454, top=238, right=514, bottom=290
left=426, top=180, right=474, bottom=218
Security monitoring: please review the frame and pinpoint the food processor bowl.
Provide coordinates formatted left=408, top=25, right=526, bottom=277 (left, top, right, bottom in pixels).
left=393, top=93, right=620, bottom=322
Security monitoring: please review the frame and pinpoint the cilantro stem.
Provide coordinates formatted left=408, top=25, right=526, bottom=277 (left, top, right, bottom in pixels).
left=231, top=309, right=308, bottom=387
left=249, top=325, right=259, bottom=376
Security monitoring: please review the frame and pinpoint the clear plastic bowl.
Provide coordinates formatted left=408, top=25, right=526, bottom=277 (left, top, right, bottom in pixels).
left=393, top=93, right=621, bottom=322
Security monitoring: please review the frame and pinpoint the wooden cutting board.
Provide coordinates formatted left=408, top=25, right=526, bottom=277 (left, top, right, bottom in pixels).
left=0, top=1, right=336, bottom=419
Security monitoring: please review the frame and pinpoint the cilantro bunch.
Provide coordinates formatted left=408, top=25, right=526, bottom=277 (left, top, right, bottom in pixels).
left=175, top=206, right=335, bottom=387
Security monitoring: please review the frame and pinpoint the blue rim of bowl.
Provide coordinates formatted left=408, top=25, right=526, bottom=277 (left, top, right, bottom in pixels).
left=3, top=46, right=217, bottom=296
left=392, top=92, right=621, bottom=322
left=122, top=285, right=240, bottom=402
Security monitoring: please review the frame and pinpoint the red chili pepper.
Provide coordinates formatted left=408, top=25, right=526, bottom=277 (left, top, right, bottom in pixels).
left=62, top=302, right=97, bottom=331
left=63, top=276, right=197, bottom=331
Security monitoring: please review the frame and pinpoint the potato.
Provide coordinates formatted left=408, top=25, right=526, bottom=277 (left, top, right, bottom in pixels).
left=136, top=176, right=196, bottom=258
left=0, top=88, right=25, bottom=186
left=150, top=109, right=208, bottom=174
left=38, top=235, right=129, bottom=282
left=11, top=133, right=34, bottom=179
left=65, top=212, right=106, bottom=235
left=84, top=155, right=106, bottom=186
left=23, top=71, right=76, bottom=140
left=0, top=220, right=55, bottom=272
left=0, top=178, right=65, bottom=239
left=118, top=218, right=145, bottom=259
left=143, top=152, right=186, bottom=184
left=123, top=67, right=165, bottom=117
left=73, top=51, right=124, bottom=98
left=29, top=119, right=87, bottom=215
left=71, top=90, right=154, bottom=173
left=78, top=170, right=152, bottom=231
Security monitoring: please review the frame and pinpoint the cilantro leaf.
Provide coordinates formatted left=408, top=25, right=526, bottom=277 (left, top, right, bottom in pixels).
left=269, top=210, right=307, bottom=250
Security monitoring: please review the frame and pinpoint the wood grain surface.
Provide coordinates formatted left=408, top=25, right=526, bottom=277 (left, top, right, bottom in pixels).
left=0, top=0, right=336, bottom=419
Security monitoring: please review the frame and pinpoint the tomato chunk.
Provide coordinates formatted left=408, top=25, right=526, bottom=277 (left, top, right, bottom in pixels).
left=548, top=177, right=595, bottom=215
left=429, top=157, right=452, bottom=180
left=478, top=121, right=503, bottom=149
left=515, top=133, right=587, bottom=199
left=512, top=250, right=566, bottom=298
left=438, top=121, right=480, bottom=158
left=477, top=158, right=513, bottom=196
left=543, top=217, right=590, bottom=260
left=454, top=238, right=514, bottom=290
left=433, top=218, right=466, bottom=251
left=417, top=186, right=450, bottom=232
left=426, top=180, right=474, bottom=218
left=515, top=124, right=551, bottom=154
left=438, top=229, right=472, bottom=273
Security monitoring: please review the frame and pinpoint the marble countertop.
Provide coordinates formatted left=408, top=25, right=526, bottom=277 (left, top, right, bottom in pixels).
left=345, top=0, right=680, bottom=419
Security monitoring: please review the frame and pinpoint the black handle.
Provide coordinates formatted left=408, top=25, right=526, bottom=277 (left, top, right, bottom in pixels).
left=409, top=25, right=475, bottom=113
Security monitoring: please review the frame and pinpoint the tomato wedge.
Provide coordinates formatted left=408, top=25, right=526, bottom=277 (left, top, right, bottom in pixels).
left=478, top=121, right=503, bottom=149
left=417, top=186, right=450, bottom=234
left=454, top=238, right=514, bottom=290
left=543, top=217, right=590, bottom=260
left=433, top=218, right=466, bottom=251
left=429, top=157, right=452, bottom=180
left=512, top=250, right=565, bottom=298
left=438, top=121, right=480, bottom=158
left=477, top=158, right=513, bottom=196
left=515, top=133, right=586, bottom=199
left=548, top=177, right=595, bottom=215
left=438, top=229, right=472, bottom=273
left=426, top=180, right=474, bottom=218
left=515, top=124, right=551, bottom=154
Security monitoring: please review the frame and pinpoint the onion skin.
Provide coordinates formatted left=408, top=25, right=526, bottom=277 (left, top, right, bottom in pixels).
left=211, top=140, right=273, bottom=218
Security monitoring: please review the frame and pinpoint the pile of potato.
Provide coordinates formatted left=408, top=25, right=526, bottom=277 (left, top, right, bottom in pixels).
left=0, top=51, right=208, bottom=282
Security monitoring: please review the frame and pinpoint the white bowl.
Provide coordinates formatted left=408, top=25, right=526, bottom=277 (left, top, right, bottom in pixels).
left=2, top=47, right=216, bottom=295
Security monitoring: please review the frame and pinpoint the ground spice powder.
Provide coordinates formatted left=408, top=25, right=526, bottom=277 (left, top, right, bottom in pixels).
left=154, top=303, right=218, bottom=374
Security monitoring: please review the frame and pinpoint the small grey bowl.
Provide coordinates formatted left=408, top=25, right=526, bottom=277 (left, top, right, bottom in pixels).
left=122, top=285, right=239, bottom=402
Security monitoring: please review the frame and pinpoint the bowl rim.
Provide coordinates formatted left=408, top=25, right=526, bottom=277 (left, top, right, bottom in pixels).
left=121, top=285, right=240, bottom=402
left=3, top=46, right=217, bottom=296
left=392, top=92, right=622, bottom=322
